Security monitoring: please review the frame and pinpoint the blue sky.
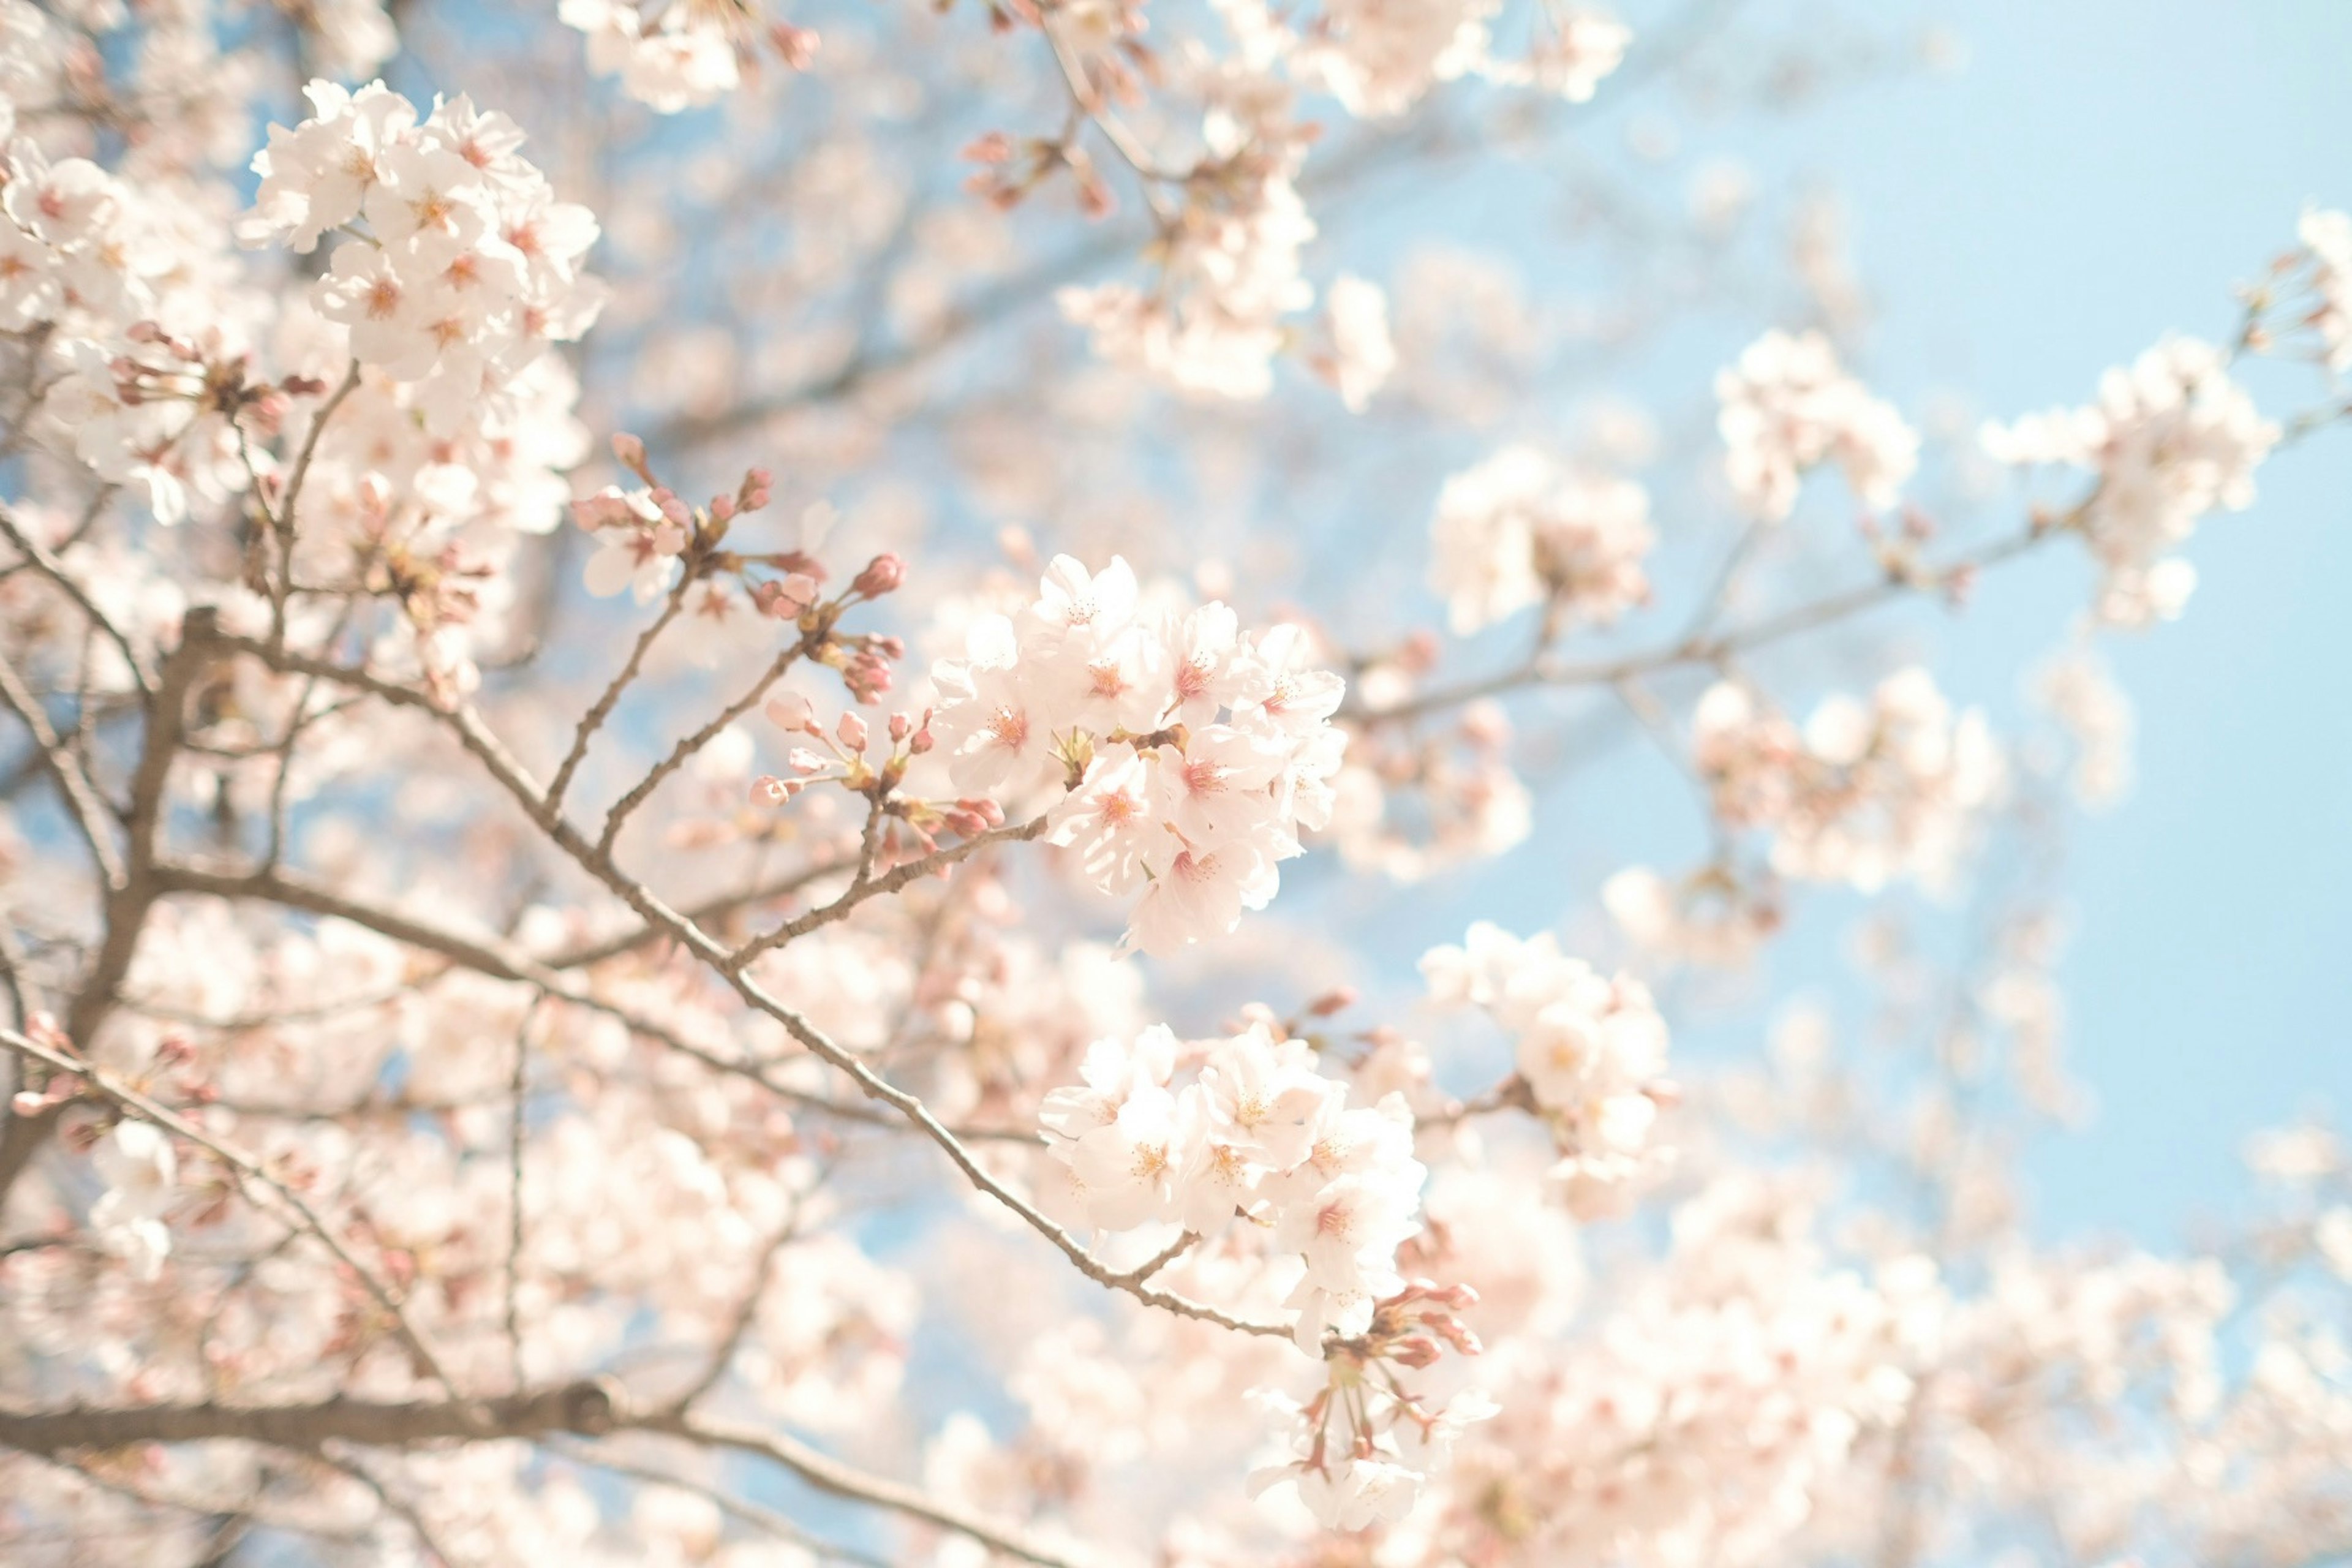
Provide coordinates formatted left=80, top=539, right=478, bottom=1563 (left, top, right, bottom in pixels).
left=1264, top=0, right=2352, bottom=1246
left=1883, top=0, right=2352, bottom=1239
left=1680, top=0, right=2352, bottom=1240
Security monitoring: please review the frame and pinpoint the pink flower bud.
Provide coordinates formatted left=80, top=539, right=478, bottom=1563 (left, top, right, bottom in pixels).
left=771, top=23, right=820, bottom=68
left=765, top=693, right=814, bottom=732
left=852, top=554, right=905, bottom=598
left=1306, top=987, right=1357, bottom=1018
left=837, top=712, right=869, bottom=752
left=1390, top=1336, right=1441, bottom=1370
left=611, top=432, right=649, bottom=475
left=888, top=712, right=911, bottom=742
left=750, top=775, right=789, bottom=806
left=709, top=493, right=737, bottom=522
left=787, top=748, right=830, bottom=776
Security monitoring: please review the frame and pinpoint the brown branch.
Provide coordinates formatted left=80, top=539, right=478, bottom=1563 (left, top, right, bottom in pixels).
left=0, top=1387, right=1084, bottom=1568
left=545, top=573, right=694, bottom=813
left=631, top=1408, right=1084, bottom=1568
left=0, top=609, right=219, bottom=1212
left=725, top=813, right=1049, bottom=968
left=596, top=628, right=824, bottom=856
left=0, top=1382, right=622, bottom=1453
left=1348, top=524, right=2053, bottom=726
left=0, top=503, right=151, bottom=701
left=0, top=645, right=126, bottom=889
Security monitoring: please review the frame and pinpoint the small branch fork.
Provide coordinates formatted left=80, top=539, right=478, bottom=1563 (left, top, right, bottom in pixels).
left=1345, top=523, right=2054, bottom=727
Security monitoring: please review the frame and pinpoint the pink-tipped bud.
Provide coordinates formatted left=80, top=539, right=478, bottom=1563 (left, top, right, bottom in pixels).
left=844, top=650, right=893, bottom=704
left=962, top=131, right=1015, bottom=164
left=1390, top=1336, right=1441, bottom=1370
left=765, top=693, right=815, bottom=732
left=888, top=712, right=911, bottom=742
left=908, top=723, right=933, bottom=755
left=837, top=712, right=869, bottom=752
left=1306, top=987, right=1357, bottom=1018
left=611, top=432, right=649, bottom=476
left=852, top=553, right=905, bottom=598
left=750, top=775, right=790, bottom=806
left=736, top=468, right=773, bottom=513
left=771, top=23, right=820, bottom=68
left=786, top=748, right=830, bottom=776
left=709, top=493, right=737, bottom=522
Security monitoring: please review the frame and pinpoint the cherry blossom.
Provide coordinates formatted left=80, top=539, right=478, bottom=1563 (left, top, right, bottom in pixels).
left=1983, top=337, right=2278, bottom=625
left=1717, top=328, right=1920, bottom=521
left=929, top=555, right=1344, bottom=955
left=1428, top=443, right=1654, bottom=635
left=0, top=7, right=2345, bottom=1566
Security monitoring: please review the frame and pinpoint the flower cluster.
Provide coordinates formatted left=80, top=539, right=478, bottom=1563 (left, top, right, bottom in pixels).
left=1716, top=328, right=1919, bottom=521
left=1422, top=923, right=1675, bottom=1217
left=1292, top=0, right=1498, bottom=118
left=1330, top=693, right=1534, bottom=882
left=7, top=130, right=270, bottom=526
left=1306, top=273, right=1399, bottom=411
left=86, top=1120, right=179, bottom=1283
left=1294, top=0, right=1629, bottom=118
left=2032, top=647, right=2135, bottom=809
left=1428, top=443, right=1654, bottom=635
left=244, top=82, right=605, bottom=423
left=1602, top=862, right=1784, bottom=968
left=560, top=0, right=816, bottom=114
left=2286, top=206, right=2352, bottom=372
left=1038, top=1022, right=1427, bottom=1351
left=1251, top=1318, right=1497, bottom=1528
left=927, top=556, right=1346, bottom=956
left=1058, top=10, right=1324, bottom=402
left=1692, top=668, right=2003, bottom=892
left=1982, top=337, right=2278, bottom=625
left=1438, top=1178, right=1943, bottom=1568
left=1507, top=12, right=1635, bottom=102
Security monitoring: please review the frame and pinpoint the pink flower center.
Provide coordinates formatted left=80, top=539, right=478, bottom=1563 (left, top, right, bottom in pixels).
left=986, top=705, right=1028, bottom=749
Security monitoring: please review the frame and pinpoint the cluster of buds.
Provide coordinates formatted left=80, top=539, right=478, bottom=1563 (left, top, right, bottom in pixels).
left=961, top=131, right=1116, bottom=219
left=1251, top=1278, right=1496, bottom=1530
left=1347, top=1279, right=1484, bottom=1368
left=750, top=683, right=995, bottom=865
left=99, top=322, right=307, bottom=434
